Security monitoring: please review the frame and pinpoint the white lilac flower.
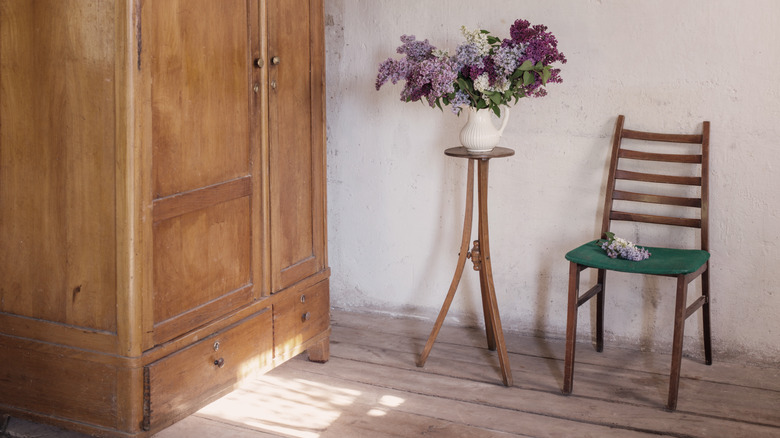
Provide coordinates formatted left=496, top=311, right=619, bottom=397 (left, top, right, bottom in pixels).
left=460, top=26, right=490, bottom=56
left=473, top=73, right=491, bottom=93
left=600, top=234, right=651, bottom=261
left=493, top=78, right=511, bottom=93
left=433, top=48, right=450, bottom=59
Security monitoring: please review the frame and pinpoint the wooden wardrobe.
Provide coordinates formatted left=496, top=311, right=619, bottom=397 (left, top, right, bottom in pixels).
left=0, top=0, right=329, bottom=436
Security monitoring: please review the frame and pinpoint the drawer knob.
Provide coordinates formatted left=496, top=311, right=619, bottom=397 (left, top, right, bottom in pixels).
left=213, top=341, right=220, bottom=351
left=214, top=358, right=225, bottom=368
left=300, top=294, right=306, bottom=303
left=302, top=312, right=311, bottom=322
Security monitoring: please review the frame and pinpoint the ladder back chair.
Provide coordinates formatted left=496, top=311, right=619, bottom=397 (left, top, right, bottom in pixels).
left=562, top=114, right=712, bottom=411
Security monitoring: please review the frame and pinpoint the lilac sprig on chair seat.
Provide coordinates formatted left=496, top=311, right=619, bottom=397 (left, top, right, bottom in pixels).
left=599, top=232, right=651, bottom=261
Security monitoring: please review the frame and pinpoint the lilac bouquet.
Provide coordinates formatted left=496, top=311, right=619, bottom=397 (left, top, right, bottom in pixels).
left=375, top=19, right=566, bottom=117
left=600, top=232, right=652, bottom=261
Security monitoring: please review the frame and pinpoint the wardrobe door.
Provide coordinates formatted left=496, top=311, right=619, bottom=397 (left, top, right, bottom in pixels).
left=267, top=0, right=327, bottom=292
left=146, top=0, right=262, bottom=344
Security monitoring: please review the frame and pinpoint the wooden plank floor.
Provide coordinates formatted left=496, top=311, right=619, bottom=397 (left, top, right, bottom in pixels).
left=3, top=309, right=779, bottom=437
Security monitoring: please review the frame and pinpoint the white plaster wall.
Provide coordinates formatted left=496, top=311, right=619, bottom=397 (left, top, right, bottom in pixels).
left=324, top=0, right=780, bottom=364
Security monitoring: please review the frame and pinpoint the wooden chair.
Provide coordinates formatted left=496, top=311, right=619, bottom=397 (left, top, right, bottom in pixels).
left=562, top=115, right=712, bottom=410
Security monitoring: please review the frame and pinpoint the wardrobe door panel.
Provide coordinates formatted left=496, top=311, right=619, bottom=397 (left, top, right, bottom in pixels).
left=268, top=0, right=326, bottom=291
left=149, top=0, right=252, bottom=198
left=152, top=197, right=252, bottom=344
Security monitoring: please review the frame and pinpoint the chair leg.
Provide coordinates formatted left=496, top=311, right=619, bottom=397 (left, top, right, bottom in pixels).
left=562, top=262, right=581, bottom=394
left=668, top=275, right=689, bottom=411
left=701, top=264, right=713, bottom=365
left=595, top=269, right=606, bottom=352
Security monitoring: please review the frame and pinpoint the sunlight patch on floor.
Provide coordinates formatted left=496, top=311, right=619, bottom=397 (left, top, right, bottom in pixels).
left=193, top=374, right=362, bottom=437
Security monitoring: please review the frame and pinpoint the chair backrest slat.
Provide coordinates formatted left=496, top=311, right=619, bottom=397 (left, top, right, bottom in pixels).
left=601, top=115, right=710, bottom=251
left=612, top=189, right=702, bottom=208
left=610, top=211, right=701, bottom=228
left=614, top=169, right=701, bottom=186
left=621, top=128, right=702, bottom=144
left=619, top=149, right=702, bottom=163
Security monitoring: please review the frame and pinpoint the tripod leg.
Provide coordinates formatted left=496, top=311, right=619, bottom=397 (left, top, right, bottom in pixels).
left=418, top=160, right=475, bottom=367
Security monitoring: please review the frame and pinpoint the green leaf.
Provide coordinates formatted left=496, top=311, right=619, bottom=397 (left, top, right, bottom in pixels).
left=458, top=78, right=472, bottom=93
left=519, top=60, right=535, bottom=71
left=489, top=92, right=502, bottom=105
left=535, top=61, right=544, bottom=70
left=491, top=105, right=501, bottom=118
left=523, top=71, right=535, bottom=85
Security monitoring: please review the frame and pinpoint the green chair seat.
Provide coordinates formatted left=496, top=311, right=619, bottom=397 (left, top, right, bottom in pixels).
left=565, top=240, right=710, bottom=276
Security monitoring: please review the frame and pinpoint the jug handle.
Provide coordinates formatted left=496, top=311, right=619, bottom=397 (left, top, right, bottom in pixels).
left=497, top=107, right=510, bottom=136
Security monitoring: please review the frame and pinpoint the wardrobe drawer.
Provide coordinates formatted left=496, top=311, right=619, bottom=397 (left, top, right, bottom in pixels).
left=273, top=280, right=329, bottom=358
left=144, top=309, right=273, bottom=428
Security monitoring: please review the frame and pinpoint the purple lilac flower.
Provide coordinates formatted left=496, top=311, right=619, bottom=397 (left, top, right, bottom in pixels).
left=481, top=56, right=499, bottom=87
left=453, top=43, right=482, bottom=71
left=397, top=56, right=457, bottom=107
left=505, top=19, right=567, bottom=97
left=465, top=62, right=485, bottom=81
left=509, top=19, right=535, bottom=44
left=492, top=43, right=525, bottom=78
left=376, top=34, right=457, bottom=107
left=376, top=57, right=411, bottom=90
left=449, top=90, right=471, bottom=114
left=523, top=26, right=566, bottom=66
left=396, top=35, right=435, bottom=62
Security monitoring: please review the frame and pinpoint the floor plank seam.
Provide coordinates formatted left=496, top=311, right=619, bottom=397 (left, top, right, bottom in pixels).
left=667, top=411, right=780, bottom=431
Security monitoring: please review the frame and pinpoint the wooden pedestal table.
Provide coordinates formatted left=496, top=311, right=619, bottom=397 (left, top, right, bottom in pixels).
left=417, top=146, right=515, bottom=386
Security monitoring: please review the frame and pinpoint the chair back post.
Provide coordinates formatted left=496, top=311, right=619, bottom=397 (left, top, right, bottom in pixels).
left=700, top=121, right=710, bottom=252
left=600, top=114, right=626, bottom=238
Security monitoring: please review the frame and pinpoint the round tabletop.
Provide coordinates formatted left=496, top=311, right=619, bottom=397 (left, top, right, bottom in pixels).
left=444, top=146, right=515, bottom=159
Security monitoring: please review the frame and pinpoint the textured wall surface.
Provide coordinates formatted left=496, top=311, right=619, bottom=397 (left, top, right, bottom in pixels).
left=324, top=0, right=780, bottom=364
